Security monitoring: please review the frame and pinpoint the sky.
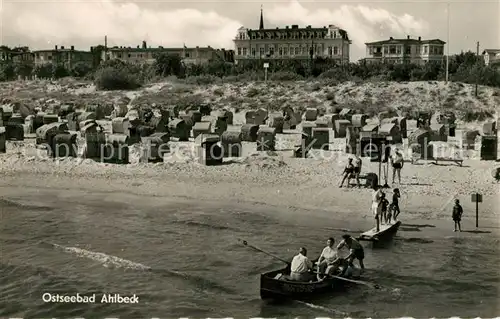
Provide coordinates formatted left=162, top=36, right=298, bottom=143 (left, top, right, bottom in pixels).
left=0, top=0, right=498, bottom=61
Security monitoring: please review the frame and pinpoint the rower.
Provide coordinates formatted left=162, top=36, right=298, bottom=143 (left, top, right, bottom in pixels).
left=290, top=247, right=314, bottom=282
left=337, top=234, right=365, bottom=269
left=316, top=237, right=340, bottom=280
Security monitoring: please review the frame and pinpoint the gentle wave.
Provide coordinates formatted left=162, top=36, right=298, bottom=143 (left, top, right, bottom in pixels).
left=0, top=197, right=53, bottom=211
left=45, top=243, right=237, bottom=295
left=48, top=243, right=151, bottom=271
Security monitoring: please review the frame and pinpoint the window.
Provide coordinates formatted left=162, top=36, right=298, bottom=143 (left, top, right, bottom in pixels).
left=389, top=46, right=396, bottom=54
left=260, top=48, right=264, bottom=56
left=279, top=48, right=283, bottom=56
left=369, top=47, right=373, bottom=54
left=242, top=48, right=247, bottom=56
left=396, top=46, right=401, bottom=54
left=252, top=34, right=256, bottom=39
left=384, top=46, right=388, bottom=54
left=302, top=47, right=307, bottom=54
left=237, top=48, right=241, bottom=56
left=333, top=31, right=337, bottom=38
left=424, top=46, right=428, bottom=54
left=128, top=54, right=131, bottom=58
left=329, top=46, right=333, bottom=56
left=405, top=46, right=411, bottom=54
left=251, top=48, right=256, bottom=56
left=48, top=55, right=52, bottom=60
left=295, top=47, right=299, bottom=55
left=333, top=46, right=338, bottom=55
left=270, top=47, right=274, bottom=55
left=284, top=47, right=288, bottom=55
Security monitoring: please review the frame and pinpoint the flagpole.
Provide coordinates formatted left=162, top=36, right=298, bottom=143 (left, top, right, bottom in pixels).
left=445, top=2, right=450, bottom=84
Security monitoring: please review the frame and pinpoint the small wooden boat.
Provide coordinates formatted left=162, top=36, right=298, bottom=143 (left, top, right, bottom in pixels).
left=358, top=220, right=402, bottom=242
left=260, top=261, right=356, bottom=301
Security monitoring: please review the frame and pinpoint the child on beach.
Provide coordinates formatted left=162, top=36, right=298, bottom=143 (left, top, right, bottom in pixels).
left=389, top=188, right=401, bottom=222
left=380, top=193, right=389, bottom=224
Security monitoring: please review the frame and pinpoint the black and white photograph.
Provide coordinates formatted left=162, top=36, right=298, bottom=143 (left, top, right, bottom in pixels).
left=0, top=0, right=499, bottom=317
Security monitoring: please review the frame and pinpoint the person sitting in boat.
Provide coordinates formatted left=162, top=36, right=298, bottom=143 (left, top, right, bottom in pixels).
left=337, top=235, right=365, bottom=269
left=290, top=247, right=314, bottom=282
left=316, top=237, right=340, bottom=280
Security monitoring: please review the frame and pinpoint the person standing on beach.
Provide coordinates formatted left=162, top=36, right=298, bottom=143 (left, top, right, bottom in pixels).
left=353, top=154, right=362, bottom=187
left=391, top=149, right=404, bottom=184
left=452, top=199, right=463, bottom=232
left=339, top=158, right=355, bottom=188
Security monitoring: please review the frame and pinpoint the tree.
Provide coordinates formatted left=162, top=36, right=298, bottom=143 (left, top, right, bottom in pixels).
left=33, top=63, right=53, bottom=79
left=14, top=63, right=33, bottom=79
left=71, top=62, right=93, bottom=78
left=94, top=65, right=142, bottom=90
left=153, top=53, right=184, bottom=77
left=52, top=64, right=69, bottom=79
left=0, top=63, right=16, bottom=81
left=206, top=60, right=232, bottom=78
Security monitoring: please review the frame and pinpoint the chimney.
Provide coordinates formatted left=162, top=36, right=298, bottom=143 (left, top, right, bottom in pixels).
left=286, top=26, right=289, bottom=29
left=142, top=41, right=147, bottom=49
left=407, top=35, right=410, bottom=39
left=137, top=45, right=140, bottom=49
left=61, top=46, right=65, bottom=49
left=71, top=45, right=74, bottom=50
left=389, top=37, right=393, bottom=40
left=418, top=36, right=421, bottom=41
left=105, top=35, right=107, bottom=48
left=55, top=45, right=58, bottom=50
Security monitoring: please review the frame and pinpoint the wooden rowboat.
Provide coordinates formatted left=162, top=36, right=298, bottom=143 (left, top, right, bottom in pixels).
left=358, top=220, right=402, bottom=242
left=260, top=261, right=356, bottom=301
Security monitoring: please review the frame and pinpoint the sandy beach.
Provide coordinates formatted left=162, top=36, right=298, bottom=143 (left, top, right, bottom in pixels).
left=1, top=79, right=500, bottom=318
left=1, top=78, right=499, bottom=228
left=1, top=146, right=498, bottom=228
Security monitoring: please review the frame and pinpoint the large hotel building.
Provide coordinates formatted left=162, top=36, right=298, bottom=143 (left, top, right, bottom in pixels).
left=233, top=8, right=351, bottom=65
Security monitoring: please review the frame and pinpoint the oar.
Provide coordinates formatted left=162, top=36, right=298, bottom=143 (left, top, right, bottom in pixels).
left=238, top=239, right=380, bottom=289
left=237, top=238, right=290, bottom=264
left=329, top=274, right=380, bottom=289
